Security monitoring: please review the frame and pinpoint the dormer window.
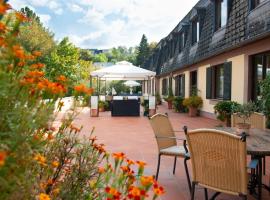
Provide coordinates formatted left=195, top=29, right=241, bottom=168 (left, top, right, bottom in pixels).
left=179, top=31, right=186, bottom=53
left=215, top=0, right=228, bottom=30
left=250, top=0, right=266, bottom=10
left=192, top=19, right=200, bottom=45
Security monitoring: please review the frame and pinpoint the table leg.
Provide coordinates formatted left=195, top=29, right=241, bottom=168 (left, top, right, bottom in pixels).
left=258, top=157, right=262, bottom=200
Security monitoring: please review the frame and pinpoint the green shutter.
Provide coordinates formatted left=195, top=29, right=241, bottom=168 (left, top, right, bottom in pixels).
left=223, top=61, right=232, bottom=100
left=182, top=74, right=185, bottom=98
left=206, top=67, right=212, bottom=99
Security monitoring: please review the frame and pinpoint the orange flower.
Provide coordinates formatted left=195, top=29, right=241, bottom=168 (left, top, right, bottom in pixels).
left=128, top=186, right=147, bottom=199
left=17, top=61, right=25, bottom=67
left=39, top=193, right=50, bottom=200
left=74, top=84, right=93, bottom=95
left=0, top=37, right=6, bottom=47
left=0, top=22, right=6, bottom=32
left=126, top=159, right=135, bottom=166
left=70, top=124, right=81, bottom=133
left=153, top=185, right=165, bottom=195
left=140, top=176, right=154, bottom=187
left=47, top=179, right=54, bottom=185
left=12, top=45, right=25, bottom=59
left=27, top=70, right=44, bottom=77
left=105, top=187, right=121, bottom=199
left=0, top=2, right=11, bottom=15
left=98, top=167, right=105, bottom=174
left=51, top=161, right=59, bottom=168
left=57, top=75, right=67, bottom=82
left=32, top=51, right=42, bottom=57
left=0, top=151, right=7, bottom=167
left=112, top=152, right=125, bottom=161
left=136, top=161, right=146, bottom=168
left=15, top=12, right=28, bottom=22
left=47, top=133, right=54, bottom=140
left=34, top=153, right=46, bottom=166
left=30, top=63, right=45, bottom=69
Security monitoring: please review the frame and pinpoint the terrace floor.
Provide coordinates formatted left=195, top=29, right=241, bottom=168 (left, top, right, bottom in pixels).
left=71, top=102, right=270, bottom=200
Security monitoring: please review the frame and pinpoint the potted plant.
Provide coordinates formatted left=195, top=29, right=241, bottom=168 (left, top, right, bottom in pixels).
left=164, top=87, right=174, bottom=109
left=173, top=96, right=185, bottom=112
left=155, top=92, right=162, bottom=105
left=183, top=96, right=203, bottom=117
left=260, top=76, right=270, bottom=128
left=214, top=101, right=240, bottom=127
left=233, top=102, right=257, bottom=134
left=98, top=101, right=106, bottom=112
left=141, top=99, right=149, bottom=116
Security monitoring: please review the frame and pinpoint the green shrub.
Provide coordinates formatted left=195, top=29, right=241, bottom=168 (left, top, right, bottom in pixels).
left=183, top=96, right=203, bottom=108
left=173, top=96, right=185, bottom=112
left=260, top=76, right=270, bottom=128
left=214, top=101, right=240, bottom=126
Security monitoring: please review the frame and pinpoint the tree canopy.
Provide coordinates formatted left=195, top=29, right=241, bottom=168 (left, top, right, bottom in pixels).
left=135, top=34, right=150, bottom=67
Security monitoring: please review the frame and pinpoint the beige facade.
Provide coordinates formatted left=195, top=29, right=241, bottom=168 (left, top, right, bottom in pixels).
left=156, top=37, right=270, bottom=118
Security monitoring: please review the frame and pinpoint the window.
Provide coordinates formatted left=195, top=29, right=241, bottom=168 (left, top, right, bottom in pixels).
left=181, top=32, right=185, bottom=50
left=206, top=62, right=232, bottom=100
left=215, top=0, right=228, bottom=30
left=192, top=19, right=200, bottom=45
left=215, top=64, right=224, bottom=98
left=175, top=74, right=185, bottom=97
left=190, top=70, right=197, bottom=95
left=250, top=0, right=266, bottom=10
left=162, top=78, right=168, bottom=95
left=251, top=52, right=270, bottom=100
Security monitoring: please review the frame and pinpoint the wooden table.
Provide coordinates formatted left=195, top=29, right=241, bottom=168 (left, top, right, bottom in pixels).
left=217, top=127, right=270, bottom=199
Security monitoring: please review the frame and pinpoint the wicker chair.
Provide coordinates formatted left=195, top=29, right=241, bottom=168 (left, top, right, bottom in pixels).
left=149, top=113, right=191, bottom=192
left=231, top=112, right=266, bottom=130
left=232, top=112, right=267, bottom=175
left=184, top=127, right=251, bottom=200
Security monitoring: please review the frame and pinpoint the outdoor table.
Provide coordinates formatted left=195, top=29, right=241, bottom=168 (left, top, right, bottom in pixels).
left=217, top=127, right=270, bottom=200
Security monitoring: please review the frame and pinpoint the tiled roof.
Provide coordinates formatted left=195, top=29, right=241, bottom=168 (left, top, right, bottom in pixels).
left=144, top=0, right=270, bottom=75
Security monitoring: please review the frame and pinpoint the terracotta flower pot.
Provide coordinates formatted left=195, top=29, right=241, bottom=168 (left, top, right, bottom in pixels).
left=167, top=101, right=173, bottom=109
left=236, top=123, right=251, bottom=135
left=188, top=106, right=198, bottom=117
left=99, top=107, right=105, bottom=112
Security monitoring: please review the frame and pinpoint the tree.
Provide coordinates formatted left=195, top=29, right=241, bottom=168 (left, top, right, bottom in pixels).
left=45, top=37, right=80, bottom=84
left=18, top=7, right=55, bottom=60
left=93, top=53, right=108, bottom=63
left=79, top=49, right=93, bottom=61
left=149, top=41, right=157, bottom=54
left=135, top=34, right=150, bottom=67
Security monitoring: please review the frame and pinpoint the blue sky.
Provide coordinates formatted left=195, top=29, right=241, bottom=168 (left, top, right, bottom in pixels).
left=10, top=0, right=198, bottom=49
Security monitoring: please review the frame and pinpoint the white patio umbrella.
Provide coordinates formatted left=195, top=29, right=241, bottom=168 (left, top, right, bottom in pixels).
left=124, top=80, right=141, bottom=87
left=124, top=80, right=141, bottom=94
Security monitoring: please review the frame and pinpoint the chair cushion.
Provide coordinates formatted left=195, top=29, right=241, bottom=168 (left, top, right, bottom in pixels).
left=160, top=145, right=186, bottom=157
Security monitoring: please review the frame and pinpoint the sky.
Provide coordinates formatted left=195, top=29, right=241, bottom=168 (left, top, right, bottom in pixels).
left=10, top=0, right=198, bottom=49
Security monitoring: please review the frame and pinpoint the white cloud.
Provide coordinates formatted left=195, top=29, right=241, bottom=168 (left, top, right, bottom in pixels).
left=39, top=13, right=51, bottom=27
left=71, top=0, right=198, bottom=48
left=68, top=3, right=84, bottom=13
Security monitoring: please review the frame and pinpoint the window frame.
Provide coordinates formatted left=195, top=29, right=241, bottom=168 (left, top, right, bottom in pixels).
left=214, top=64, right=225, bottom=99
left=192, top=18, right=200, bottom=45
left=175, top=74, right=185, bottom=97
left=190, top=70, right=198, bottom=95
left=162, top=78, right=168, bottom=95
left=215, top=0, right=229, bottom=31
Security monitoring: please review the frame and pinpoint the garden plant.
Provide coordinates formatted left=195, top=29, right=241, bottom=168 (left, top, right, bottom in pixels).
left=0, top=2, right=164, bottom=200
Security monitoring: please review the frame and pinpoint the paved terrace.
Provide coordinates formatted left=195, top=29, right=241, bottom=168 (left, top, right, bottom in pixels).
left=72, top=104, right=269, bottom=200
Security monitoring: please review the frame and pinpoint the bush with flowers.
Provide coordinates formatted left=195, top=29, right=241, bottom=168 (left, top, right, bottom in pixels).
left=0, top=1, right=164, bottom=200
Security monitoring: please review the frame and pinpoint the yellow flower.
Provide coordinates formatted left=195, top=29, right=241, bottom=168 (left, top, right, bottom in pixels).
left=51, top=161, right=59, bottom=168
left=39, top=193, right=50, bottom=200
left=34, top=153, right=46, bottom=166
left=52, top=188, right=60, bottom=196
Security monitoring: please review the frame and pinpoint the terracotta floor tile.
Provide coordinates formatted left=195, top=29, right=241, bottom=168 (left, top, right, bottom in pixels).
left=70, top=102, right=270, bottom=200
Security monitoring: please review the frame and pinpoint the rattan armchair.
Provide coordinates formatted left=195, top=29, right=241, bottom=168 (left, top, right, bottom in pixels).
left=184, top=127, right=255, bottom=200
left=231, top=112, right=266, bottom=130
left=149, top=113, right=191, bottom=192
